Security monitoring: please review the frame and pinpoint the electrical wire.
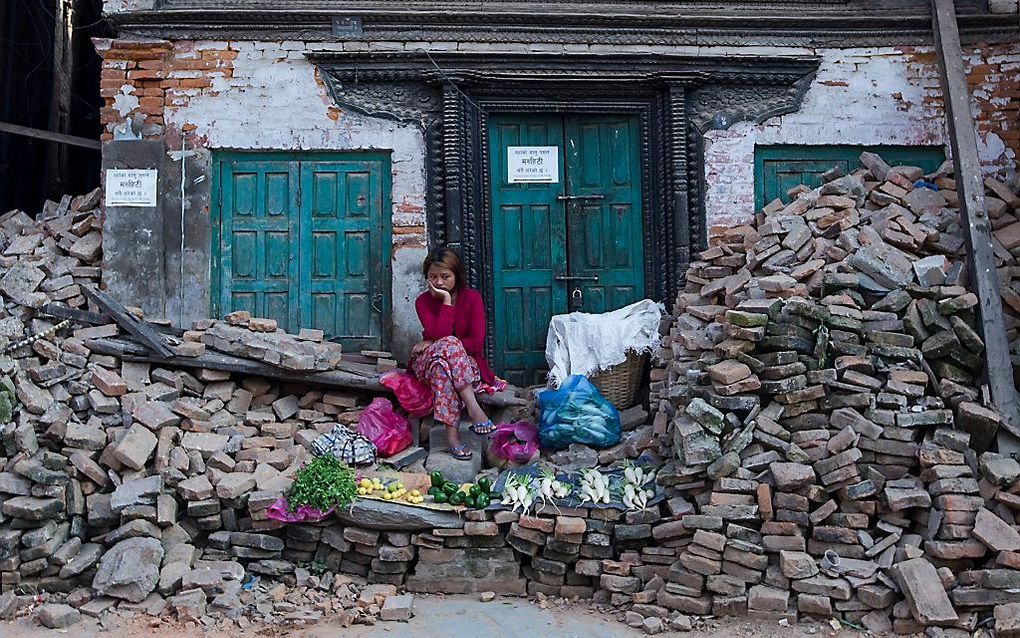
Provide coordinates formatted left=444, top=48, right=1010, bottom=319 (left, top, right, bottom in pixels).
left=1, top=0, right=110, bottom=132
left=419, top=48, right=484, bottom=113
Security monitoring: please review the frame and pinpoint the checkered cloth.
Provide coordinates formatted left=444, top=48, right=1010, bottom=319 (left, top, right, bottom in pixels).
left=312, top=425, right=377, bottom=466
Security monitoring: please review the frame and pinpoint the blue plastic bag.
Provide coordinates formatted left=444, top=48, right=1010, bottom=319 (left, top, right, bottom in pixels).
left=537, top=375, right=622, bottom=451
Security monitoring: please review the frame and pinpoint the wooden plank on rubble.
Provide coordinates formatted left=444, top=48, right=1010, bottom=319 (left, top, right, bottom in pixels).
left=86, top=336, right=528, bottom=408
left=40, top=303, right=110, bottom=326
left=81, top=285, right=176, bottom=358
left=932, top=0, right=1020, bottom=444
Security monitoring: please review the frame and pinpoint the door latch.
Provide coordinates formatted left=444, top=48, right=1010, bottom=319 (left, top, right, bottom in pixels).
left=554, top=275, right=599, bottom=282
left=556, top=194, right=605, bottom=201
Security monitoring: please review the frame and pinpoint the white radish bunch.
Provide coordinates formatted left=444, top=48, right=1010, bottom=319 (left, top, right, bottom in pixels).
left=623, top=462, right=655, bottom=488
left=501, top=473, right=535, bottom=514
left=622, top=462, right=655, bottom=510
left=577, top=469, right=611, bottom=504
left=537, top=470, right=571, bottom=504
left=622, top=481, right=656, bottom=510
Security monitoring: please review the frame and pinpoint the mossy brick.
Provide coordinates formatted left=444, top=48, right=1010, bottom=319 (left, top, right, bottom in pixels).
left=725, top=311, right=768, bottom=328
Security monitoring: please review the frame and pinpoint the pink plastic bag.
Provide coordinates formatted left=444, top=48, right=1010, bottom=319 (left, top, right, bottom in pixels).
left=380, top=371, right=433, bottom=418
left=490, top=421, right=539, bottom=466
left=357, top=397, right=412, bottom=457
left=266, top=497, right=333, bottom=523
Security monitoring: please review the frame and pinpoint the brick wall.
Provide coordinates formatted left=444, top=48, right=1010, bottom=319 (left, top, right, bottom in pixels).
left=96, top=39, right=240, bottom=142
left=94, top=38, right=425, bottom=238
left=965, top=44, right=1020, bottom=171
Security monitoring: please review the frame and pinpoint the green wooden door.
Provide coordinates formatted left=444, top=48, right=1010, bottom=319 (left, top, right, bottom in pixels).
left=216, top=159, right=301, bottom=330
left=301, top=160, right=390, bottom=352
left=755, top=145, right=946, bottom=211
left=565, top=116, right=644, bottom=314
left=490, top=114, right=644, bottom=386
left=490, top=117, right=568, bottom=387
left=213, top=152, right=391, bottom=351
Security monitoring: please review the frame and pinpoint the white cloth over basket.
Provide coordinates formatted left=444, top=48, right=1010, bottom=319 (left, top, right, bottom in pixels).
left=545, top=299, right=664, bottom=388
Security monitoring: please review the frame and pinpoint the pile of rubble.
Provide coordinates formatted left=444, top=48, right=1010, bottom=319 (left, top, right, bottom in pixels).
left=644, top=152, right=1020, bottom=633
left=0, top=192, right=417, bottom=629
left=0, top=188, right=651, bottom=632
left=4, top=152, right=1020, bottom=635
left=985, top=177, right=1020, bottom=375
left=184, top=315, right=344, bottom=371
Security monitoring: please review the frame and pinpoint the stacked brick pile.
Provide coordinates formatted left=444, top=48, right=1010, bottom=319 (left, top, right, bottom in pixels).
left=0, top=190, right=102, bottom=314
left=1, top=323, right=395, bottom=622
left=185, top=315, right=345, bottom=371
left=641, top=152, right=1020, bottom=633
left=0, top=193, right=394, bottom=628
left=0, top=190, right=105, bottom=593
left=984, top=177, right=1020, bottom=370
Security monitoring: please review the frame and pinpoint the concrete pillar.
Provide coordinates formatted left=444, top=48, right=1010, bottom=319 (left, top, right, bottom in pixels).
left=100, top=138, right=167, bottom=319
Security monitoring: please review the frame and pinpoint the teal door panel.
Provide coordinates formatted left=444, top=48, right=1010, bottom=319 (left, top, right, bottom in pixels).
left=212, top=152, right=391, bottom=351
left=754, top=145, right=946, bottom=211
left=490, top=116, right=568, bottom=387
left=300, top=160, right=390, bottom=352
left=565, top=115, right=644, bottom=315
left=217, top=160, right=301, bottom=331
left=490, top=114, right=644, bottom=386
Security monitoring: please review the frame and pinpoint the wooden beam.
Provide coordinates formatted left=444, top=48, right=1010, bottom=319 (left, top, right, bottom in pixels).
left=81, top=285, right=176, bottom=358
left=40, top=303, right=111, bottom=326
left=0, top=121, right=101, bottom=151
left=86, top=336, right=528, bottom=408
left=932, top=0, right=1020, bottom=444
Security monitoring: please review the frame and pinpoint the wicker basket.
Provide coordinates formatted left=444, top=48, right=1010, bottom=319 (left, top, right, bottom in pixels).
left=589, top=350, right=647, bottom=411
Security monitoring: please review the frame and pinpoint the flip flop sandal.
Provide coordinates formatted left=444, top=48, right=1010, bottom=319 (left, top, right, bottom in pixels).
left=469, top=420, right=496, bottom=436
left=450, top=444, right=473, bottom=460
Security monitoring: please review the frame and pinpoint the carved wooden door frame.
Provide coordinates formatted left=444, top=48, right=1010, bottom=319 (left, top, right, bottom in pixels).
left=311, top=51, right=819, bottom=359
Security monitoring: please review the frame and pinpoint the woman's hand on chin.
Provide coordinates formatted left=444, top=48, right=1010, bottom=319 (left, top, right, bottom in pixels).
left=411, top=340, right=434, bottom=357
left=428, top=282, right=453, bottom=305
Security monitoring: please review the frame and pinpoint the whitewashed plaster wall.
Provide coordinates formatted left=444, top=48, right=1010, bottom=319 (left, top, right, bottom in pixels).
left=702, top=46, right=1018, bottom=230
left=163, top=42, right=427, bottom=359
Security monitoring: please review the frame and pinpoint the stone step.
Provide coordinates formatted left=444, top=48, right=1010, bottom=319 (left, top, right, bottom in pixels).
left=405, top=574, right=528, bottom=595
left=425, top=421, right=486, bottom=484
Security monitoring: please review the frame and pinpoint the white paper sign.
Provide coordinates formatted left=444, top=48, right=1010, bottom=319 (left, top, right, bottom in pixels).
left=105, top=169, right=158, bottom=207
left=507, top=146, right=558, bottom=184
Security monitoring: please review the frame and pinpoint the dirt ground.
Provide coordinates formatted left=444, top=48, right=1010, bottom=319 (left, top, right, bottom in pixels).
left=8, top=595, right=857, bottom=638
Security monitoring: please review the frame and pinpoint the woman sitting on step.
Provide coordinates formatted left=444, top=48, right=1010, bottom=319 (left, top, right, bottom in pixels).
left=409, top=247, right=506, bottom=461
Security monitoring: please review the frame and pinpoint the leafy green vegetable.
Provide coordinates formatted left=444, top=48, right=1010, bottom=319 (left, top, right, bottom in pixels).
left=287, top=455, right=357, bottom=513
left=307, top=559, right=328, bottom=576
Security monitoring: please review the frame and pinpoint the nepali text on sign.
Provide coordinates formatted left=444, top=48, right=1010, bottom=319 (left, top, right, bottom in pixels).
left=105, top=169, right=159, bottom=207
left=507, top=146, right=559, bottom=184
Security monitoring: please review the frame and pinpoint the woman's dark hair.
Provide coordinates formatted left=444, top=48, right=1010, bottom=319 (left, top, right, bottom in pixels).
left=422, top=247, right=468, bottom=290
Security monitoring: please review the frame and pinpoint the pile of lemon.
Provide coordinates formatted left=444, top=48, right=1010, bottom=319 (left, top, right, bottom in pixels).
left=356, top=477, right=424, bottom=504
left=357, top=477, right=384, bottom=496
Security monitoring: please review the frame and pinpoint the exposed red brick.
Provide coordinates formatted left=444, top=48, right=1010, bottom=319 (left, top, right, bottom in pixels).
left=127, top=69, right=165, bottom=81
left=178, top=78, right=212, bottom=89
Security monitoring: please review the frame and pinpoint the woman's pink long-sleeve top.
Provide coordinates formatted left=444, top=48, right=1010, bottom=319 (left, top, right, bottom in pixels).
left=414, top=288, right=496, bottom=385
